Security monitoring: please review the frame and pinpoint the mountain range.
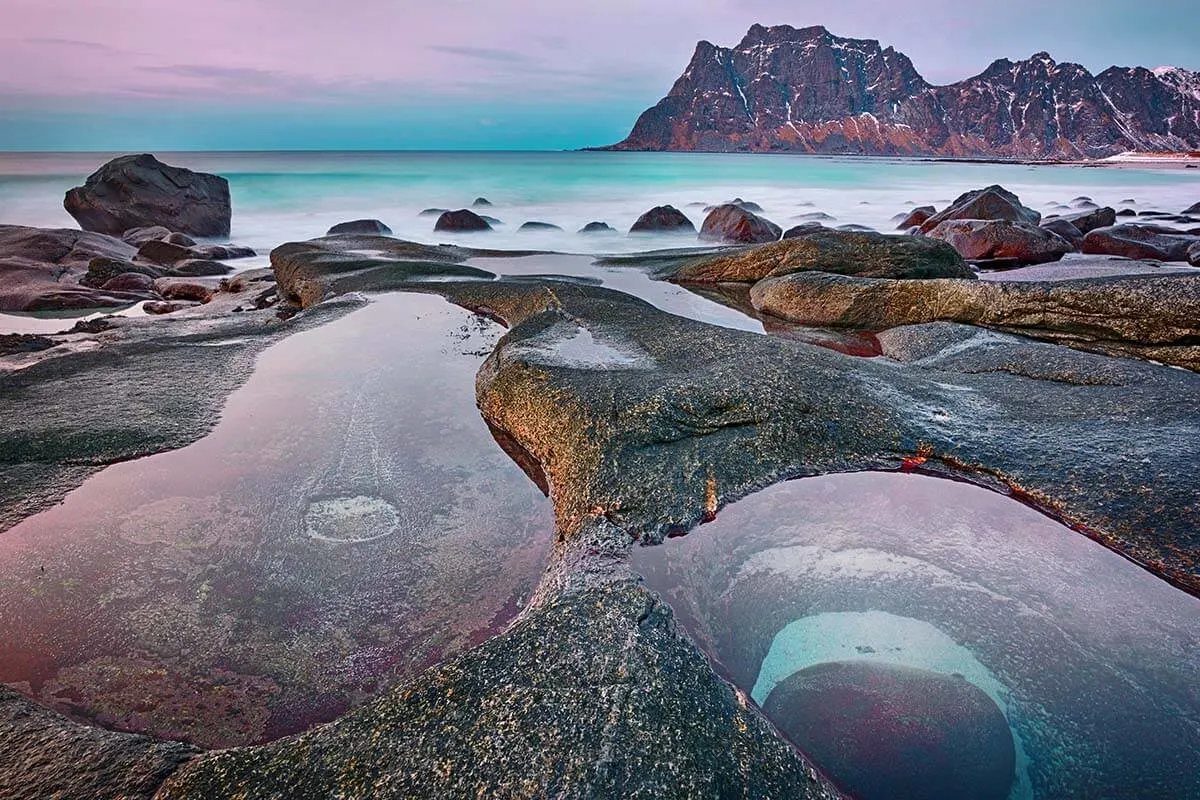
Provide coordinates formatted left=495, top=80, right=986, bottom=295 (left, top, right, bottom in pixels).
left=604, top=24, right=1200, bottom=159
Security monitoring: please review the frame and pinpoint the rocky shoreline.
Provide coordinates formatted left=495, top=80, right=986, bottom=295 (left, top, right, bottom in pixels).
left=1, top=154, right=1198, bottom=799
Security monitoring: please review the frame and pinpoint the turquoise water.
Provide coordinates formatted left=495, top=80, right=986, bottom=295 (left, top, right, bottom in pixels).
left=2, top=151, right=1198, bottom=260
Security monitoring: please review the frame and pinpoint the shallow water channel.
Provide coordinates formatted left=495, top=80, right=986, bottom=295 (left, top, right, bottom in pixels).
left=0, top=292, right=554, bottom=747
left=631, top=472, right=1200, bottom=800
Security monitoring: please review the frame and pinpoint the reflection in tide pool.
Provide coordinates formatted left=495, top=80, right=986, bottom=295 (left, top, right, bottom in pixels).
left=0, top=292, right=554, bottom=747
left=631, top=473, right=1200, bottom=800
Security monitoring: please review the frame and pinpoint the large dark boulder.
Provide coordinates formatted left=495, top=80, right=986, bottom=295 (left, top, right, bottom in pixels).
left=928, top=219, right=1074, bottom=265
left=64, top=154, right=232, bottom=237
left=763, top=662, right=1015, bottom=800
left=674, top=227, right=972, bottom=283
left=1082, top=224, right=1198, bottom=261
left=435, top=210, right=493, bottom=232
left=327, top=219, right=392, bottom=236
left=630, top=205, right=696, bottom=234
left=918, top=185, right=1041, bottom=233
left=699, top=204, right=782, bottom=244
left=895, top=205, right=936, bottom=230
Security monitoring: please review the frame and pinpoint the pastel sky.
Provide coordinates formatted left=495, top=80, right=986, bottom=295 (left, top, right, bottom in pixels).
left=1, top=0, right=1196, bottom=150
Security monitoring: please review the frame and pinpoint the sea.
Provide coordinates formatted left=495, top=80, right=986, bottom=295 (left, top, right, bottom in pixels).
left=2, top=150, right=1199, bottom=267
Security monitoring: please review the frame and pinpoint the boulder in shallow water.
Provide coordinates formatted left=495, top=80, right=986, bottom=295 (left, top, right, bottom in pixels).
left=919, top=185, right=1041, bottom=233
left=1183, top=201, right=1200, bottom=215
left=327, top=219, right=392, bottom=236
left=164, top=232, right=197, bottom=247
left=675, top=227, right=972, bottom=283
left=763, top=661, right=1015, bottom=800
left=418, top=208, right=448, bottom=217
left=472, top=197, right=493, bottom=208
left=435, top=209, right=493, bottom=232
left=895, top=205, right=935, bottom=230
left=630, top=205, right=696, bottom=234
left=1039, top=218, right=1085, bottom=249
left=1060, top=206, right=1117, bottom=235
left=927, top=219, right=1074, bottom=265
left=699, top=204, right=782, bottom=244
left=579, top=221, right=616, bottom=234
left=1082, top=224, right=1198, bottom=261
left=64, top=154, right=231, bottom=237
left=518, top=221, right=563, bottom=232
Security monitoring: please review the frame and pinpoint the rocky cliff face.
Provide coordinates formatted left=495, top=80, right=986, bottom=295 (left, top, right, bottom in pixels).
left=608, top=24, right=1200, bottom=158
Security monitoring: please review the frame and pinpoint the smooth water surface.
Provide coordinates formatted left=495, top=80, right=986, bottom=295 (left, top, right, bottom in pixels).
left=0, top=292, right=554, bottom=747
left=632, top=472, right=1200, bottom=800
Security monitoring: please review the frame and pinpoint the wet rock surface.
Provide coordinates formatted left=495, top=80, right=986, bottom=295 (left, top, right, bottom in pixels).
left=0, top=687, right=197, bottom=800
left=750, top=270, right=1200, bottom=369
left=1082, top=223, right=1198, bottom=261
left=0, top=225, right=154, bottom=311
left=672, top=227, right=973, bottom=282
left=435, top=209, right=493, bottom=232
left=327, top=219, right=393, bottom=236
left=64, top=154, right=232, bottom=238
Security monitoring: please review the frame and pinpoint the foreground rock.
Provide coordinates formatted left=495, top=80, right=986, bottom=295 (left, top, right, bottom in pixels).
left=1082, top=224, right=1198, bottom=261
left=630, top=205, right=696, bottom=234
left=0, top=687, right=196, bottom=800
left=327, top=219, right=392, bottom=236
left=1039, top=218, right=1085, bottom=249
left=0, top=225, right=155, bottom=311
left=64, top=154, right=232, bottom=237
left=919, top=186, right=1041, bottom=233
left=435, top=209, right=493, bottom=232
left=671, top=228, right=972, bottom=282
left=699, top=204, right=782, bottom=244
left=155, top=580, right=840, bottom=800
left=927, top=219, right=1073, bottom=265
left=750, top=271, right=1200, bottom=369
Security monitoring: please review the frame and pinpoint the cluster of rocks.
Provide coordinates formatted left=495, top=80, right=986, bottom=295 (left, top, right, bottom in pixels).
left=0, top=156, right=257, bottom=314
left=894, top=185, right=1200, bottom=269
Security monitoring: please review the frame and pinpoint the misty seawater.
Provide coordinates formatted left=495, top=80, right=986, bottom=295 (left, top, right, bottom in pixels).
left=3, top=151, right=1200, bottom=264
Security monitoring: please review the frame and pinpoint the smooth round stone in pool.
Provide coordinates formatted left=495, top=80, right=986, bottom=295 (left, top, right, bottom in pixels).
left=302, top=495, right=399, bottom=543
left=764, top=661, right=1015, bottom=800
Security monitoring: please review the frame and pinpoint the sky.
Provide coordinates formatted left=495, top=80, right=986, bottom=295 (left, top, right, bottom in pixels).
left=1, top=0, right=1197, bottom=151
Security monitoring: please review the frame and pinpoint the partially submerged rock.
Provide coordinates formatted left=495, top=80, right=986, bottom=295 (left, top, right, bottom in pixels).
left=673, top=228, right=972, bottom=283
left=519, top=221, right=564, bottom=232
left=1039, top=218, right=1085, bottom=249
left=579, top=221, right=616, bottom=234
left=435, top=209, right=493, bottom=232
left=927, top=219, right=1073, bottom=265
left=1059, top=206, right=1117, bottom=234
left=64, top=154, right=231, bottom=237
left=918, top=185, right=1041, bottom=233
left=895, top=205, right=936, bottom=230
left=699, top=204, right=782, bottom=244
left=630, top=205, right=695, bottom=234
left=327, top=219, right=393, bottom=236
left=1082, top=224, right=1198, bottom=261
